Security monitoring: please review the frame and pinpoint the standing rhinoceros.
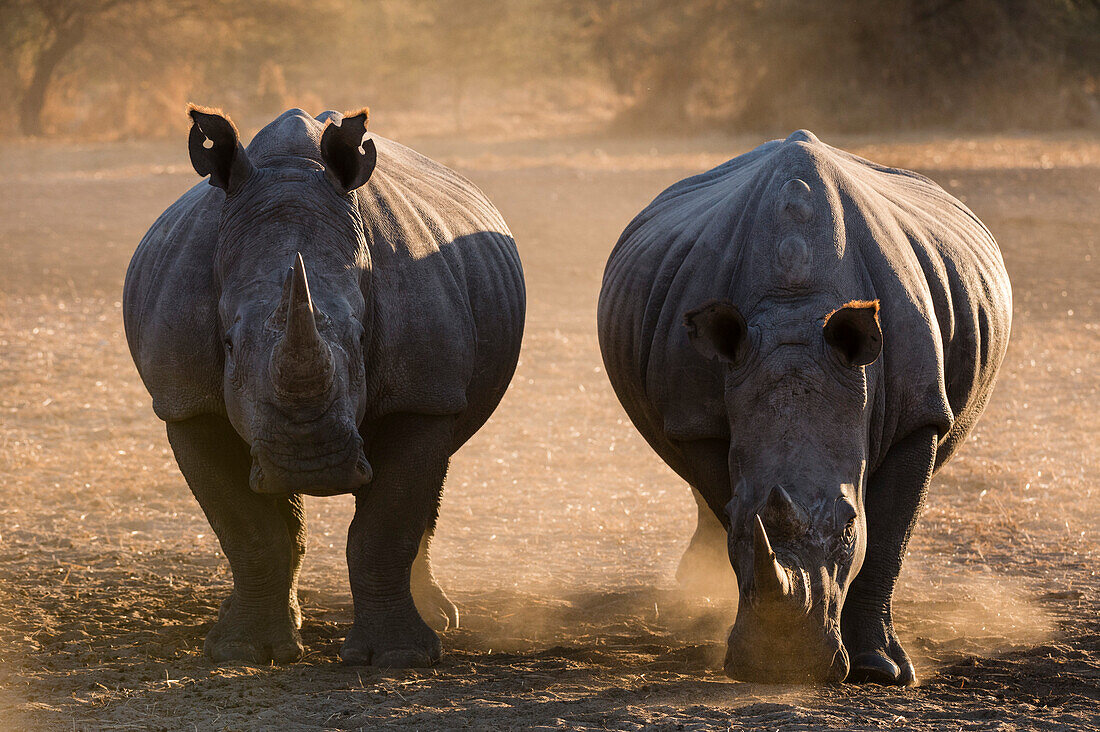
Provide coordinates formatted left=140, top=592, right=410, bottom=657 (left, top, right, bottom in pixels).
left=124, top=106, right=525, bottom=667
left=597, top=130, right=1010, bottom=685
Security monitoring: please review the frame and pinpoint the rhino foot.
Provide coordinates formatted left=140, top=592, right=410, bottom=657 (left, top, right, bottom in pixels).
left=843, top=615, right=916, bottom=686
left=413, top=578, right=459, bottom=632
left=205, top=592, right=303, bottom=665
left=339, top=605, right=441, bottom=668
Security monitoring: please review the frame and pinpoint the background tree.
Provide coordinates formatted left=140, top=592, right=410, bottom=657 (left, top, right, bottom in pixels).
left=585, top=0, right=1100, bottom=132
left=1, top=0, right=1097, bottom=138
left=0, top=0, right=346, bottom=137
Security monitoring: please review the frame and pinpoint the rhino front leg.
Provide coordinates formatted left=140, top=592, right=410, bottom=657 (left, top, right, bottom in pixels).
left=412, top=525, right=460, bottom=631
left=167, top=415, right=304, bottom=664
left=217, top=494, right=306, bottom=631
left=842, top=427, right=938, bottom=686
left=341, top=414, right=454, bottom=667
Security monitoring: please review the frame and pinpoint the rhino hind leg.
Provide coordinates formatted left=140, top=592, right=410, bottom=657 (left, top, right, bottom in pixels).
left=341, top=414, right=455, bottom=668
left=676, top=487, right=736, bottom=595
left=412, top=526, right=459, bottom=631
left=167, top=415, right=304, bottom=665
left=841, top=427, right=938, bottom=686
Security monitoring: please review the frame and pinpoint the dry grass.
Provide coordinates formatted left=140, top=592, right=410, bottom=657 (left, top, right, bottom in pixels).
left=0, top=129, right=1097, bottom=729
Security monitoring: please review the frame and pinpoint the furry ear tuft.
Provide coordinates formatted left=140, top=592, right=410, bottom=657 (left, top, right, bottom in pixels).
left=187, top=103, right=232, bottom=126
left=834, top=299, right=879, bottom=315
left=342, top=107, right=370, bottom=125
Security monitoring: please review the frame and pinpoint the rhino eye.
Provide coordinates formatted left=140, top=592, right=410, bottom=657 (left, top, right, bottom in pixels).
left=841, top=519, right=856, bottom=546
left=223, top=336, right=234, bottom=356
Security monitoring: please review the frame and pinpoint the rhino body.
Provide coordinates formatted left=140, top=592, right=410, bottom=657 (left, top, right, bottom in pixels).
left=598, top=131, right=1010, bottom=684
left=124, top=108, right=524, bottom=666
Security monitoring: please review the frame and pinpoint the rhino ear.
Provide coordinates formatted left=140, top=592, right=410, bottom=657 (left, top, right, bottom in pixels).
left=187, top=105, right=254, bottom=193
left=320, top=108, right=377, bottom=194
left=824, top=300, right=882, bottom=367
left=684, top=300, right=748, bottom=364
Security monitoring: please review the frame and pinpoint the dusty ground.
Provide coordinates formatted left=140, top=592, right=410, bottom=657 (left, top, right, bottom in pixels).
left=0, top=129, right=1098, bottom=730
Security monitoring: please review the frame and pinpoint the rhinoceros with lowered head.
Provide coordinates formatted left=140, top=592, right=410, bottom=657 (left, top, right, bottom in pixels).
left=124, top=106, right=525, bottom=667
left=598, top=130, right=1011, bottom=685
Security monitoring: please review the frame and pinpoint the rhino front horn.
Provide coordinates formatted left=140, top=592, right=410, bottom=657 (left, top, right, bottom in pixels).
left=752, top=514, right=791, bottom=602
left=271, top=253, right=334, bottom=398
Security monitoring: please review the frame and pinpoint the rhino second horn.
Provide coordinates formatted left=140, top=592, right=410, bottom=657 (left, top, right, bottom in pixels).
left=272, top=253, right=334, bottom=398
left=765, top=484, right=811, bottom=531
left=753, top=514, right=791, bottom=601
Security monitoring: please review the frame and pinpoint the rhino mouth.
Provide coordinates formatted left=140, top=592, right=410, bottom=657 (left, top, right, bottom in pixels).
left=249, top=434, right=373, bottom=496
left=723, top=611, right=849, bottom=684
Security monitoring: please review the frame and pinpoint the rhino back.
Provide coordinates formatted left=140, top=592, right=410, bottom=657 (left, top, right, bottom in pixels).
left=598, top=131, right=1010, bottom=478
left=355, top=135, right=525, bottom=441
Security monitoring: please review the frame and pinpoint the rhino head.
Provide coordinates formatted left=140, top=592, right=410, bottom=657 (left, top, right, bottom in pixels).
left=187, top=105, right=377, bottom=496
left=684, top=297, right=883, bottom=683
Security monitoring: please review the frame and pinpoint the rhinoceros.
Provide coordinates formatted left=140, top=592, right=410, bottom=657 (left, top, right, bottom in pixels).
left=124, top=106, right=525, bottom=667
left=597, top=130, right=1011, bottom=684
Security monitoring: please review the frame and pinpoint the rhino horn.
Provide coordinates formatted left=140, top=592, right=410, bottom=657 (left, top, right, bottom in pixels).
left=272, top=253, right=333, bottom=398
left=285, top=253, right=322, bottom=348
left=765, top=485, right=810, bottom=533
left=752, top=514, right=791, bottom=602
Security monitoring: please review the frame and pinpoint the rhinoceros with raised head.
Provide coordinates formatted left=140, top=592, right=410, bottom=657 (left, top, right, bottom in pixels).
left=124, top=106, right=525, bottom=667
left=598, top=130, right=1010, bottom=685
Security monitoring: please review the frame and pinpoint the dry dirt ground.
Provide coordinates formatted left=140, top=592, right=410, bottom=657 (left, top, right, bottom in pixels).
left=0, top=129, right=1098, bottom=730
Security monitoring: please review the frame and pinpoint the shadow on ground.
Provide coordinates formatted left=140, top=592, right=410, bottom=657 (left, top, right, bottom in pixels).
left=1, top=551, right=1097, bottom=730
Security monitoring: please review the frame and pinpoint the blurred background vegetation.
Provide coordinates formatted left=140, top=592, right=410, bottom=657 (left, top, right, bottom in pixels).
left=2, top=0, right=1099, bottom=140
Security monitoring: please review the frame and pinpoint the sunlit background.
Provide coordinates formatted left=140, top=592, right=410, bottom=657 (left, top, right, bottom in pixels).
left=1, top=1, right=1098, bottom=729
left=3, top=0, right=1100, bottom=141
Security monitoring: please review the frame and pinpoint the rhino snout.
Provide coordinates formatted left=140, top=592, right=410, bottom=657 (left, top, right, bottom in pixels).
left=724, top=619, right=849, bottom=684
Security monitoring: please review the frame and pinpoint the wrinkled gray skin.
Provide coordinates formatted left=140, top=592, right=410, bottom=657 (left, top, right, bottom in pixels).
left=598, top=131, right=1011, bottom=685
left=124, top=107, right=525, bottom=667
